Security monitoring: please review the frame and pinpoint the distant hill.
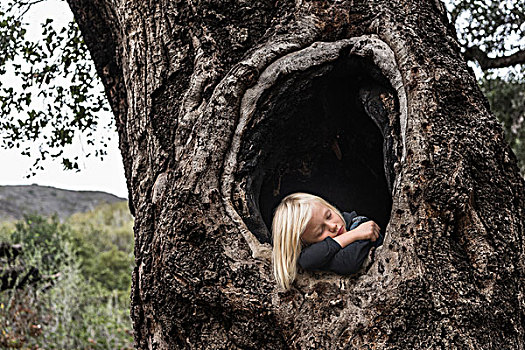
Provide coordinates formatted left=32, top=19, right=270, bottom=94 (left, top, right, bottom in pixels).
left=0, top=185, right=126, bottom=220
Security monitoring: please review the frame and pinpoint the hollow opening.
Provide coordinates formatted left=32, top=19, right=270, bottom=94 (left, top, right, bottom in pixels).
left=237, top=55, right=398, bottom=244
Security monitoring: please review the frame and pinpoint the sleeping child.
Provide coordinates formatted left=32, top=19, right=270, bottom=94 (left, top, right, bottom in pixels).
left=272, top=192, right=383, bottom=290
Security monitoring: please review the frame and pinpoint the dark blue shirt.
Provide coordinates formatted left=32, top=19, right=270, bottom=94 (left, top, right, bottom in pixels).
left=297, top=211, right=383, bottom=275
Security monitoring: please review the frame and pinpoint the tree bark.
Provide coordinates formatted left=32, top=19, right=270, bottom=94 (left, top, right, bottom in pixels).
left=67, top=0, right=525, bottom=348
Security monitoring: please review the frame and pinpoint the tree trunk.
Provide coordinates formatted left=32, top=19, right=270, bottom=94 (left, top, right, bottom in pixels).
left=67, top=0, right=525, bottom=348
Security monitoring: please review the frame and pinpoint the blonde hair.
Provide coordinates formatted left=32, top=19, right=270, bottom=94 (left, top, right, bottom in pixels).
left=271, top=192, right=345, bottom=290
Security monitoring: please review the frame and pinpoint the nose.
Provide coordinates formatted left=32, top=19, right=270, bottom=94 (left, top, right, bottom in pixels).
left=329, top=222, right=338, bottom=233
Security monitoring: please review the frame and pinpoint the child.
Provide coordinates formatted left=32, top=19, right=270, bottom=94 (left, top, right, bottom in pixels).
left=272, top=192, right=383, bottom=290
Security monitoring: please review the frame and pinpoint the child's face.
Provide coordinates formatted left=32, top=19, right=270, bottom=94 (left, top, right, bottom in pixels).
left=301, top=202, right=346, bottom=244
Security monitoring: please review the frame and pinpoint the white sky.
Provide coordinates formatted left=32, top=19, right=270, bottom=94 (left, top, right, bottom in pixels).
left=0, top=0, right=127, bottom=198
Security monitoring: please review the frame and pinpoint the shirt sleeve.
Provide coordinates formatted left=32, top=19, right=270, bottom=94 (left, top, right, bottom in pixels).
left=298, top=238, right=374, bottom=275
left=325, top=239, right=372, bottom=275
left=297, top=211, right=379, bottom=275
left=297, top=237, right=342, bottom=270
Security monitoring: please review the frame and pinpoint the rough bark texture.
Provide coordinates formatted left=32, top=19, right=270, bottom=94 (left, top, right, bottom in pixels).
left=67, top=0, right=525, bottom=348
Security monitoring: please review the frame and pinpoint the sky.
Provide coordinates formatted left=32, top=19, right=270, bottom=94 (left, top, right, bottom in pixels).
left=0, top=0, right=128, bottom=198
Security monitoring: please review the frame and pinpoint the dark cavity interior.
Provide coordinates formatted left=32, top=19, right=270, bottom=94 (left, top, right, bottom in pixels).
left=236, top=55, right=398, bottom=244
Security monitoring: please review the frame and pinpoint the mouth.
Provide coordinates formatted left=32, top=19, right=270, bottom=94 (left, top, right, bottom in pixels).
left=336, top=226, right=344, bottom=236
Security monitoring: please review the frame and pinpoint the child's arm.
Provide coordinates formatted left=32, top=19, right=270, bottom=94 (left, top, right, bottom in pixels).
left=333, top=221, right=380, bottom=248
left=298, top=221, right=381, bottom=273
left=298, top=237, right=342, bottom=271
left=325, top=240, right=373, bottom=275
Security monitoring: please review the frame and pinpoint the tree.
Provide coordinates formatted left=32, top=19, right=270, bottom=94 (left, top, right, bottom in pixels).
left=446, top=0, right=525, bottom=173
left=447, top=0, right=524, bottom=70
left=0, top=1, right=111, bottom=173
left=60, top=1, right=525, bottom=348
left=3, top=0, right=523, bottom=348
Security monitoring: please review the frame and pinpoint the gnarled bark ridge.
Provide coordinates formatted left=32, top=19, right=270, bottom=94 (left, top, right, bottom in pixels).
left=67, top=0, right=525, bottom=348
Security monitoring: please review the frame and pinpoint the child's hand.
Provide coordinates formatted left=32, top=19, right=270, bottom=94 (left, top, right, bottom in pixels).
left=333, top=220, right=381, bottom=248
left=351, top=221, right=380, bottom=241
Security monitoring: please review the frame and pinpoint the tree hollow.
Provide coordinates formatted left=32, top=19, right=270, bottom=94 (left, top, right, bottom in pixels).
left=238, top=54, right=399, bottom=244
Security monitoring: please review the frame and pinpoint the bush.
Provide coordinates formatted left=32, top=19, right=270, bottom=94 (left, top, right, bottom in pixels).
left=0, top=206, right=134, bottom=349
left=9, top=214, right=74, bottom=277
left=67, top=202, right=134, bottom=292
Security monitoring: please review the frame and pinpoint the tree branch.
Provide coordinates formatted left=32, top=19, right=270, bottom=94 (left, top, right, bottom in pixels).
left=464, top=46, right=525, bottom=70
left=0, top=266, right=41, bottom=291
left=0, top=242, right=22, bottom=261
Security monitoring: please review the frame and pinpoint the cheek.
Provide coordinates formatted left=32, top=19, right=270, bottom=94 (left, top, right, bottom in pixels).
left=302, top=232, right=316, bottom=244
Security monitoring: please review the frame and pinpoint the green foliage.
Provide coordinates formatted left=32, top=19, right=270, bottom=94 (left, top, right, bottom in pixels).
left=10, top=214, right=74, bottom=276
left=446, top=0, right=524, bottom=174
left=0, top=1, right=111, bottom=174
left=0, top=203, right=134, bottom=349
left=0, top=221, right=15, bottom=241
left=479, top=68, right=525, bottom=173
left=448, top=0, right=524, bottom=54
left=68, top=202, right=134, bottom=292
